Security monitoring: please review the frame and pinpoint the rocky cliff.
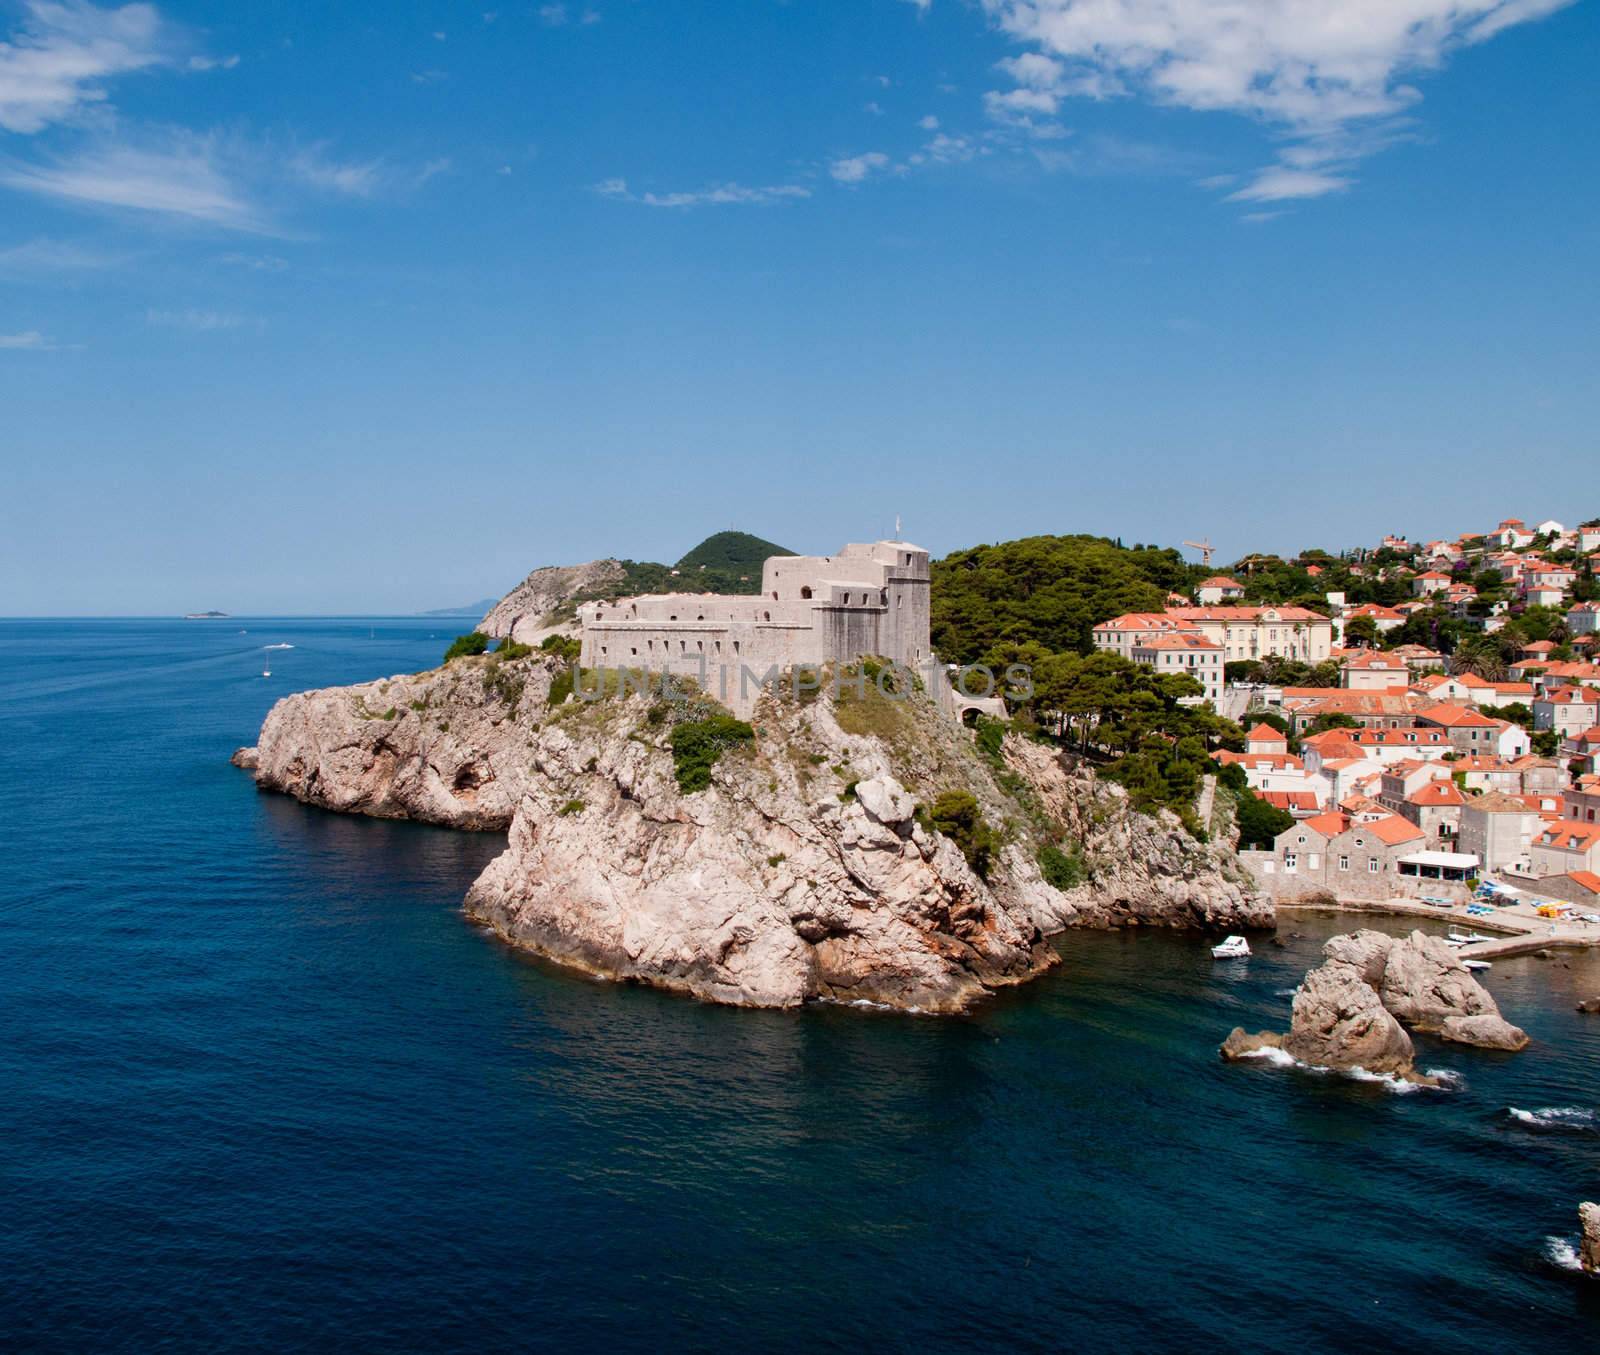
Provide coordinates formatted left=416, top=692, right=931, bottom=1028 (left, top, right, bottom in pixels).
left=236, top=658, right=1269, bottom=1010
left=235, top=652, right=559, bottom=829
left=478, top=559, right=626, bottom=645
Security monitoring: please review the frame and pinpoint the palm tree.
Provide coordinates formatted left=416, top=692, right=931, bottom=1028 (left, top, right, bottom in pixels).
left=1451, top=636, right=1508, bottom=682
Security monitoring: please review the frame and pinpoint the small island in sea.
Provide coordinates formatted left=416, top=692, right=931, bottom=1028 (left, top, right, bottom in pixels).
left=182, top=610, right=229, bottom=620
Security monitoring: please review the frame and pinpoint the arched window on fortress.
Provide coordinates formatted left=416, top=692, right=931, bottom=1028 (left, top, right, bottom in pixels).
left=800, top=587, right=812, bottom=599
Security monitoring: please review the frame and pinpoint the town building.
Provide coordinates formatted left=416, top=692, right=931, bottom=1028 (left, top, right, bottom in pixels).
left=1458, top=792, right=1545, bottom=875
left=1528, top=821, right=1600, bottom=878
left=1194, top=576, right=1245, bottom=605
left=1533, top=685, right=1600, bottom=738
left=1130, top=632, right=1223, bottom=703
left=1093, top=605, right=1333, bottom=666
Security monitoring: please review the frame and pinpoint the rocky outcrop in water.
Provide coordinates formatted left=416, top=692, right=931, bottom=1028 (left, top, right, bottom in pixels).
left=1222, top=928, right=1528, bottom=1079
left=1581, top=1202, right=1600, bottom=1273
left=234, top=653, right=559, bottom=829
left=478, top=559, right=626, bottom=645
left=464, top=683, right=1067, bottom=1011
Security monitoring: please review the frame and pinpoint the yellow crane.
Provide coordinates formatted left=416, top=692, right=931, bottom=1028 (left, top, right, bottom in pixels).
left=1182, top=538, right=1216, bottom=568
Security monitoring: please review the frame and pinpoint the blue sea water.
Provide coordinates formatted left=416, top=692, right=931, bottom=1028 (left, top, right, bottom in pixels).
left=2, top=618, right=1597, bottom=1353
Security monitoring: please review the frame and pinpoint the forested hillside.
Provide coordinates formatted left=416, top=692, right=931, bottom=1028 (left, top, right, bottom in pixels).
left=930, top=535, right=1192, bottom=662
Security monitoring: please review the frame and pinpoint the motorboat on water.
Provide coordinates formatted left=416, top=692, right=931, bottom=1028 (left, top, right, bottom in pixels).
left=1212, top=934, right=1251, bottom=959
left=262, top=668, right=271, bottom=678
left=1448, top=928, right=1495, bottom=945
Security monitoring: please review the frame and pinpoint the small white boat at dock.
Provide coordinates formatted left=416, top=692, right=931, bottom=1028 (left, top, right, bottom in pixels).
left=1462, top=959, right=1492, bottom=971
left=1212, top=935, right=1251, bottom=959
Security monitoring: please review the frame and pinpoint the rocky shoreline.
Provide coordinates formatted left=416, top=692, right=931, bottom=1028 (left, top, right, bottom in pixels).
left=233, top=652, right=1271, bottom=1011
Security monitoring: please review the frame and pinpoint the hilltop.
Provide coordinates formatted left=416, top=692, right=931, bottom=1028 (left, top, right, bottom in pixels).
left=478, top=530, right=794, bottom=644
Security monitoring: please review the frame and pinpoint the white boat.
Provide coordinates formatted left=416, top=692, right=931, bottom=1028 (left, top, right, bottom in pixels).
left=1449, top=929, right=1495, bottom=944
left=262, top=668, right=271, bottom=678
left=1463, top=959, right=1492, bottom=971
left=1212, top=935, right=1251, bottom=959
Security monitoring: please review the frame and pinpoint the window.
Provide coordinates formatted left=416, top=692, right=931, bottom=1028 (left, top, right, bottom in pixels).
left=1369, top=858, right=1380, bottom=873
left=1285, top=852, right=1298, bottom=870
left=1338, top=855, right=1349, bottom=871
left=800, top=587, right=812, bottom=600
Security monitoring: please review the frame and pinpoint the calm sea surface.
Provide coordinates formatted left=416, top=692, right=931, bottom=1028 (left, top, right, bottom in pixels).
left=2, top=618, right=1597, bottom=1352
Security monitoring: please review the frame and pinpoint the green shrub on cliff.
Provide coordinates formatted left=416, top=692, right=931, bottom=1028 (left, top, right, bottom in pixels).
left=443, top=631, right=490, bottom=663
left=539, top=633, right=581, bottom=662
left=669, top=715, right=755, bottom=793
left=1037, top=843, right=1086, bottom=890
left=928, top=790, right=998, bottom=881
left=495, top=637, right=534, bottom=659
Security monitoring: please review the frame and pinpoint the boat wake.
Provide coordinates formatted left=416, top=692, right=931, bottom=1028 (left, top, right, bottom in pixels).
left=1507, top=1106, right=1596, bottom=1132
left=262, top=643, right=295, bottom=650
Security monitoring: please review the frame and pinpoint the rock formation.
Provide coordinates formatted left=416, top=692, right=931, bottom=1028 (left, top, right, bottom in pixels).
left=1000, top=739, right=1273, bottom=931
left=1577, top=997, right=1600, bottom=1015
left=1581, top=1202, right=1600, bottom=1274
left=235, top=652, right=559, bottom=829
left=237, top=655, right=1268, bottom=1011
left=1222, top=927, right=1528, bottom=1079
left=478, top=559, right=626, bottom=646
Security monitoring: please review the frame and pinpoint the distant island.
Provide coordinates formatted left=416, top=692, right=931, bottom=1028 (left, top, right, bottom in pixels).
left=183, top=611, right=229, bottom=620
left=417, top=598, right=503, bottom=618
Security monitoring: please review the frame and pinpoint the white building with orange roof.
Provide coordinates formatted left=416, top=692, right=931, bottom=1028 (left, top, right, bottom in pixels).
left=1534, top=685, right=1600, bottom=738
left=1129, top=631, right=1223, bottom=704
left=1529, top=821, right=1600, bottom=877
left=1194, top=575, right=1246, bottom=605
left=1412, top=570, right=1453, bottom=597
left=1340, top=651, right=1411, bottom=691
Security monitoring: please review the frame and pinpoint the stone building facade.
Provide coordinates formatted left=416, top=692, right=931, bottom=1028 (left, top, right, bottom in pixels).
left=578, top=541, right=933, bottom=716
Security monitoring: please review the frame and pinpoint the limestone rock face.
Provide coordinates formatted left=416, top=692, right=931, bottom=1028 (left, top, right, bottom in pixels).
left=239, top=654, right=559, bottom=829
left=1282, top=959, right=1417, bottom=1076
left=1380, top=930, right=1529, bottom=1049
left=464, top=691, right=1061, bottom=1011
left=1580, top=1202, right=1600, bottom=1274
left=1221, top=927, right=1529, bottom=1077
left=1219, top=1028, right=1283, bottom=1060
left=1002, top=740, right=1273, bottom=933
left=239, top=655, right=1279, bottom=1011
left=478, top=559, right=626, bottom=645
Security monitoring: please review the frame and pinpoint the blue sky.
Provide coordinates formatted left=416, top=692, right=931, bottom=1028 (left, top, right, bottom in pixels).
left=2, top=0, right=1595, bottom=614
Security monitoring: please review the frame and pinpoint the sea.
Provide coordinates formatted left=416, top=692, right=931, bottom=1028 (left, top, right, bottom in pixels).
left=2, top=618, right=1597, bottom=1353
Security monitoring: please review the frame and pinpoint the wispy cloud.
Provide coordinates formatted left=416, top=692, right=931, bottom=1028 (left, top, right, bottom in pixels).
left=0, top=328, right=57, bottom=349
left=219, top=251, right=287, bottom=271
left=980, top=0, right=1580, bottom=197
left=287, top=146, right=383, bottom=197
left=594, top=177, right=810, bottom=208
left=0, top=0, right=172, bottom=134
left=146, top=307, right=250, bottom=331
left=0, top=136, right=271, bottom=231
left=829, top=151, right=891, bottom=184
left=0, top=235, right=124, bottom=276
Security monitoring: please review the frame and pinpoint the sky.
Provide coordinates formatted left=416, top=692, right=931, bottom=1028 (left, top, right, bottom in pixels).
left=1, top=0, right=1596, bottom=614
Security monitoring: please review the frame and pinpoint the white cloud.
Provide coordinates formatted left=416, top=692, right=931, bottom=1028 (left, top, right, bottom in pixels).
left=287, top=146, right=383, bottom=197
left=1227, top=166, right=1351, bottom=202
left=864, top=100, right=883, bottom=115
left=0, top=235, right=121, bottom=275
left=0, top=328, right=55, bottom=348
left=829, top=151, right=890, bottom=184
left=538, top=4, right=567, bottom=25
left=186, top=53, right=238, bottom=72
left=918, top=114, right=939, bottom=130
left=0, top=0, right=174, bottom=133
left=981, top=0, right=1579, bottom=194
left=219, top=251, right=287, bottom=271
left=146, top=307, right=246, bottom=330
left=594, top=177, right=811, bottom=208
left=908, top=133, right=980, bottom=167
left=0, top=136, right=269, bottom=230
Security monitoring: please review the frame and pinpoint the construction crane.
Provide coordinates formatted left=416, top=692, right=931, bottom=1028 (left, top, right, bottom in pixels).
left=1182, top=538, right=1216, bottom=568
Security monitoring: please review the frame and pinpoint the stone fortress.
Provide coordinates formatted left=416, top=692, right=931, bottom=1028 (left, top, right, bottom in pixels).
left=578, top=540, right=937, bottom=717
